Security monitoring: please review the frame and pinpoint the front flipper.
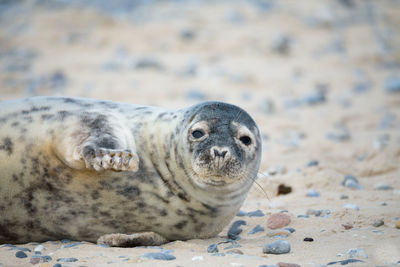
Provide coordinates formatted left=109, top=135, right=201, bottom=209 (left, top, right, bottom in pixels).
left=55, top=111, right=139, bottom=172
left=82, top=147, right=139, bottom=171
left=97, top=232, right=169, bottom=247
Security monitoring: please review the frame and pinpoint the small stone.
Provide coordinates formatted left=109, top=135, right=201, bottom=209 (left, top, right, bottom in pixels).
left=327, top=259, right=364, bottom=265
left=343, top=203, right=360, bottom=211
left=30, top=255, right=52, bottom=264
left=307, top=160, right=319, bottom=167
left=326, top=127, right=350, bottom=141
left=270, top=34, right=292, bottom=55
left=306, top=209, right=330, bottom=217
left=15, top=251, right=28, bottom=258
left=10, top=247, right=31, bottom=252
left=340, top=194, right=349, bottom=199
left=61, top=239, right=71, bottom=243
left=267, top=213, right=291, bottom=229
left=284, top=227, right=296, bottom=233
left=395, top=219, right=400, bottom=229
left=34, top=245, right=45, bottom=253
left=375, top=183, right=393, bottom=191
left=52, top=264, right=62, bottom=267
left=236, top=210, right=247, bottom=216
left=342, top=223, right=354, bottom=230
left=180, top=28, right=196, bottom=40
left=277, top=263, right=301, bottom=267
left=307, top=189, right=320, bottom=197
left=297, top=214, right=309, bottom=218
left=191, top=255, right=204, bottom=261
left=277, top=184, right=292, bottom=195
left=227, top=220, right=246, bottom=239
left=303, top=237, right=314, bottom=242
left=61, top=242, right=81, bottom=248
left=207, top=244, right=218, bottom=253
left=267, top=229, right=291, bottom=237
left=346, top=248, right=368, bottom=259
left=247, top=210, right=264, bottom=217
left=372, top=219, right=384, bottom=227
left=141, top=252, right=176, bottom=261
left=132, top=57, right=164, bottom=70
left=342, top=175, right=362, bottom=189
left=263, top=240, right=291, bottom=254
left=248, top=225, right=265, bottom=235
left=226, top=249, right=243, bottom=255
left=57, top=257, right=78, bottom=262
left=384, top=76, right=400, bottom=93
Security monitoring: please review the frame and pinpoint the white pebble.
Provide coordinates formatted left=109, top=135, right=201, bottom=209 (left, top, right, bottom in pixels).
left=192, top=256, right=204, bottom=261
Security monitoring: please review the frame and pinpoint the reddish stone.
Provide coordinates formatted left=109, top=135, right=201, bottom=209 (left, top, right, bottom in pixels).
left=267, top=213, right=291, bottom=229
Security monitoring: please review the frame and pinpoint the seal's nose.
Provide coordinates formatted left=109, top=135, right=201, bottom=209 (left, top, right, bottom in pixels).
left=211, top=146, right=230, bottom=159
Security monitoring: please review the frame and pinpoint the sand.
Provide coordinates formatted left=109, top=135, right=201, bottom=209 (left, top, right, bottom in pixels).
left=0, top=0, right=399, bottom=266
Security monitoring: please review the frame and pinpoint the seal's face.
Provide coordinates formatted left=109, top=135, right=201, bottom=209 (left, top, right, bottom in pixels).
left=183, top=102, right=261, bottom=188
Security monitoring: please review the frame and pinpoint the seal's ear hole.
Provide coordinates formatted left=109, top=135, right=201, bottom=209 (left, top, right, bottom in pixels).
left=192, top=130, right=205, bottom=139
left=239, top=136, right=252, bottom=146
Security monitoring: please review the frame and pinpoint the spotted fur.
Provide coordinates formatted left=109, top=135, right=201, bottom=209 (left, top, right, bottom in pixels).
left=0, top=97, right=261, bottom=244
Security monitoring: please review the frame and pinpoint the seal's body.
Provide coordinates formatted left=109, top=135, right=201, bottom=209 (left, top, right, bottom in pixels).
left=0, top=97, right=261, bottom=245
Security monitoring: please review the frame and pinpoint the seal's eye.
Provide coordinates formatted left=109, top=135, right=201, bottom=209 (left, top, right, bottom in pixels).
left=239, top=136, right=252, bottom=146
left=192, top=130, right=205, bottom=139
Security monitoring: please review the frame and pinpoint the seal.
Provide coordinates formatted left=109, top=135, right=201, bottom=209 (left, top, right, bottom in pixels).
left=0, top=96, right=261, bottom=246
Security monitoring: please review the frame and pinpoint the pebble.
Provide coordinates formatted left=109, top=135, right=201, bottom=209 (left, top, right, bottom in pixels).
left=384, top=76, right=400, bottom=93
left=327, top=259, right=364, bottom=265
left=15, top=251, right=28, bottom=258
left=236, top=210, right=247, bottom=216
left=207, top=244, right=219, bottom=253
left=277, top=184, right=292, bottom=195
left=374, top=183, right=393, bottom=191
left=132, top=57, right=163, bottom=70
left=10, top=247, right=31, bottom=252
left=395, top=219, right=400, bottom=229
left=326, top=126, right=350, bottom=141
left=307, top=160, right=319, bottom=167
left=306, top=209, right=331, bottom=217
left=141, top=252, right=176, bottom=261
left=179, top=28, right=196, bottom=40
left=34, top=245, right=45, bottom=253
left=342, top=203, right=360, bottom=211
left=61, top=242, right=82, bottom=248
left=30, top=255, right=52, bottom=264
left=263, top=240, right=291, bottom=254
left=372, top=219, right=384, bottom=227
left=277, top=263, right=301, bottom=267
left=52, top=264, right=62, bottom=267
left=267, top=213, right=291, bottom=229
left=340, top=194, right=349, bottom=199
left=297, top=214, right=310, bottom=218
left=267, top=229, right=291, bottom=237
left=342, top=223, right=354, bottom=230
left=346, top=248, right=368, bottom=258
left=307, top=189, right=320, bottom=197
left=247, top=210, right=264, bottom=217
left=353, top=81, right=371, bottom=94
left=270, top=34, right=292, bottom=55
left=57, top=257, right=78, bottom=262
left=342, top=175, right=362, bottom=189
left=191, top=255, right=204, bottom=261
left=284, top=227, right=296, bottom=233
left=227, top=220, right=246, bottom=239
left=248, top=225, right=265, bottom=234
left=303, top=237, right=314, bottom=242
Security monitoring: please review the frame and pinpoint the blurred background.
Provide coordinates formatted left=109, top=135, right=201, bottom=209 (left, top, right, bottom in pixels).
left=0, top=0, right=399, bottom=170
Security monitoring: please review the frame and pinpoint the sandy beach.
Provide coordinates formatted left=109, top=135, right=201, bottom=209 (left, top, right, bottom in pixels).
left=0, top=0, right=399, bottom=266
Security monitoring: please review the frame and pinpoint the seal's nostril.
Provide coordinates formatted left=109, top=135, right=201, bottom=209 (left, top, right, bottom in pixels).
left=213, top=148, right=227, bottom=158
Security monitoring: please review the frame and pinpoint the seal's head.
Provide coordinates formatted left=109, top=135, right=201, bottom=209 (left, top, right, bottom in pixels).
left=181, top=102, right=261, bottom=191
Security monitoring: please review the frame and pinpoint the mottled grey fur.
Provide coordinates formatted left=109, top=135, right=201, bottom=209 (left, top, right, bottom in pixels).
left=0, top=97, right=261, bottom=245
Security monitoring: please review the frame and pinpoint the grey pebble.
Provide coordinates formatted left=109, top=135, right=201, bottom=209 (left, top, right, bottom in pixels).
left=326, top=126, right=350, bottom=141
left=15, top=251, right=28, bottom=258
left=57, top=257, right=78, bottom=262
left=270, top=34, right=292, bottom=55
left=97, top=244, right=109, bottom=248
left=236, top=210, right=247, bottom=216
left=132, top=57, right=163, bottom=70
left=327, top=259, right=364, bottom=265
left=372, top=219, right=384, bottom=227
left=307, top=160, right=319, bottom=167
left=263, top=240, right=291, bottom=254
left=375, top=183, right=393, bottom=191
left=384, top=76, right=400, bottom=93
left=342, top=203, right=360, bottom=211
left=211, top=253, right=226, bottom=256
left=297, top=214, right=310, bottom=218
left=307, top=189, right=320, bottom=197
left=61, top=239, right=71, bottom=243
left=247, top=210, right=264, bottom=217
left=227, top=220, right=246, bottom=240
left=61, top=242, right=81, bottom=248
left=141, top=252, right=176, bottom=261
left=52, top=264, right=62, bottom=267
left=179, top=28, right=196, bottom=40
left=342, top=174, right=362, bottom=190
left=284, top=227, right=296, bottom=233
left=248, top=225, right=265, bottom=235
left=207, top=244, right=218, bottom=253
left=307, top=209, right=331, bottom=217
left=347, top=248, right=368, bottom=258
